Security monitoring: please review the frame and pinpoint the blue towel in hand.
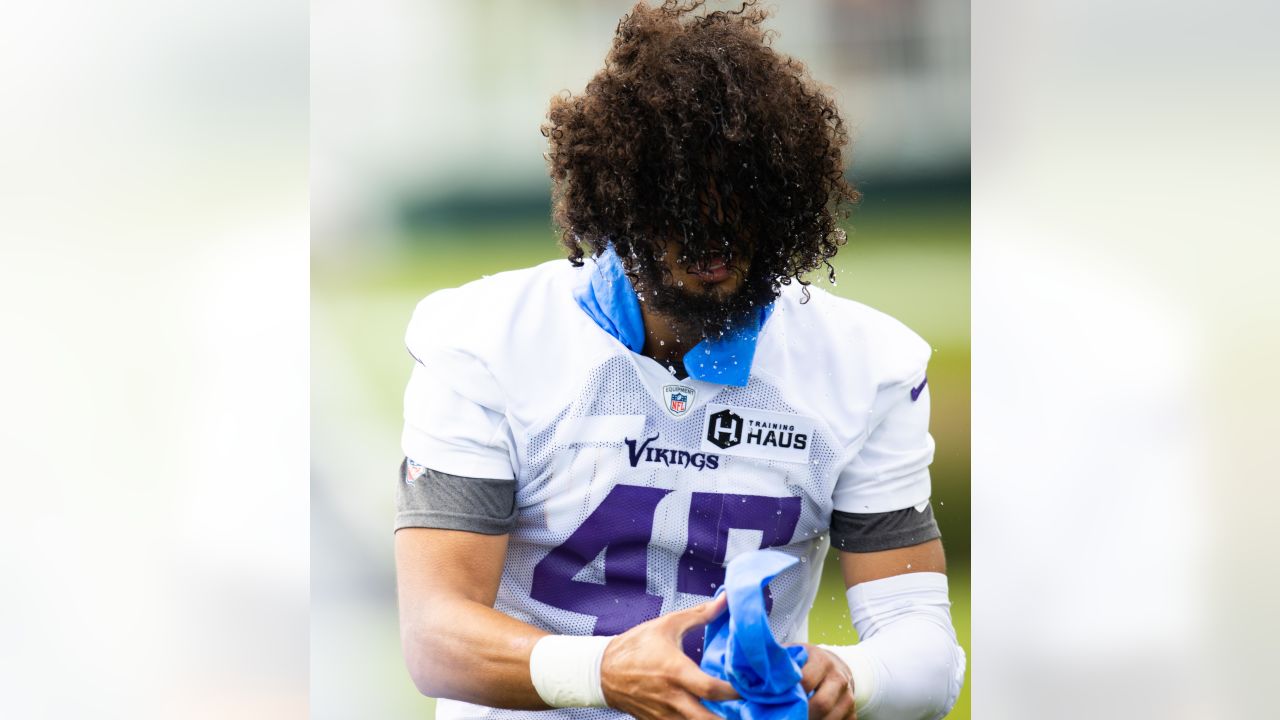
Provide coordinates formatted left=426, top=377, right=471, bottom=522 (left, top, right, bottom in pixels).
left=700, top=550, right=809, bottom=720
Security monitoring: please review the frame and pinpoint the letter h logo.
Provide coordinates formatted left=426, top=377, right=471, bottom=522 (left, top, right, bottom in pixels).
left=706, top=408, right=744, bottom=449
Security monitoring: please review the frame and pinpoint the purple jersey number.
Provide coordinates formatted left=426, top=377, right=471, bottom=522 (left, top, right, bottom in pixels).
left=529, top=484, right=802, bottom=655
left=678, top=492, right=802, bottom=659
left=529, top=484, right=672, bottom=635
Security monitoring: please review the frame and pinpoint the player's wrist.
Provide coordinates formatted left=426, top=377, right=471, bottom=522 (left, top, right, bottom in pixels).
left=816, top=643, right=875, bottom=710
left=528, top=634, right=614, bottom=708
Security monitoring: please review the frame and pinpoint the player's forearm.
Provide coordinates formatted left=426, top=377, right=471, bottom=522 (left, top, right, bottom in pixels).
left=821, top=571, right=966, bottom=720
left=401, top=594, right=550, bottom=708
left=840, top=617, right=963, bottom=720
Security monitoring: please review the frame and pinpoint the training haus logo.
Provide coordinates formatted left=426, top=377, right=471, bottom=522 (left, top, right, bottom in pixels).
left=662, top=384, right=695, bottom=417
left=701, top=404, right=814, bottom=463
left=625, top=433, right=719, bottom=471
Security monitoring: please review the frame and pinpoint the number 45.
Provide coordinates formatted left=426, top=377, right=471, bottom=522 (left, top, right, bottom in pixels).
left=529, top=484, right=802, bottom=659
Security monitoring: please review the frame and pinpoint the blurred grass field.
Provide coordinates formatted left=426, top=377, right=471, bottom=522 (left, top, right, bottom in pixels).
left=313, top=197, right=969, bottom=718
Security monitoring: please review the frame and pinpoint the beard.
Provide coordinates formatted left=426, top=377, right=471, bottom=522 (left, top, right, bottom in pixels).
left=628, top=255, right=779, bottom=342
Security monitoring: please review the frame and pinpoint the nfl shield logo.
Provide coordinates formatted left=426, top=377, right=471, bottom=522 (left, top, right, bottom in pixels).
left=662, top=384, right=696, bottom=417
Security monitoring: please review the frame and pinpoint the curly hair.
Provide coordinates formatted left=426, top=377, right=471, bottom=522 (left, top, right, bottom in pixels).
left=543, top=0, right=858, bottom=310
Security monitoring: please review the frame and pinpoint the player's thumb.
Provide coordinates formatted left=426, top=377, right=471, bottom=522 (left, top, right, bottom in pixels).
left=670, top=594, right=727, bottom=633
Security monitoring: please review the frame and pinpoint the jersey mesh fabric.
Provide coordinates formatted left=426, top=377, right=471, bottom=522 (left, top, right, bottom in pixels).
left=436, top=355, right=842, bottom=720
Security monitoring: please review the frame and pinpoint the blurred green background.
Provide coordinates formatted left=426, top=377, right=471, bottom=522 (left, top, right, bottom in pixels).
left=312, top=1, right=968, bottom=717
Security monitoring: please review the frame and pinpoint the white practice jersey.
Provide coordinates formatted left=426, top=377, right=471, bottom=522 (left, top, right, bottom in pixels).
left=402, top=258, right=935, bottom=720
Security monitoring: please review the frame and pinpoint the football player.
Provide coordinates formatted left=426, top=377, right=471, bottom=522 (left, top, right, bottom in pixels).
left=395, top=2, right=966, bottom=718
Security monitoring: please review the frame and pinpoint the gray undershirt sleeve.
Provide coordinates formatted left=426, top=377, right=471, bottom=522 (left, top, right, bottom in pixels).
left=829, top=502, right=941, bottom=553
left=394, top=458, right=518, bottom=534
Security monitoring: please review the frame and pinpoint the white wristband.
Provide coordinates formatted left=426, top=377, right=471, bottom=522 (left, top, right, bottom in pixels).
left=528, top=634, right=614, bottom=708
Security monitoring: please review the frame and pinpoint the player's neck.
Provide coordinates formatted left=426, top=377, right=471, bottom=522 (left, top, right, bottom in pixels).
left=638, top=302, right=696, bottom=373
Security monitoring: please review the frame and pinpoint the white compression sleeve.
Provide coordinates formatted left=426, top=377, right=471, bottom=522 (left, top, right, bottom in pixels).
left=819, top=572, right=966, bottom=720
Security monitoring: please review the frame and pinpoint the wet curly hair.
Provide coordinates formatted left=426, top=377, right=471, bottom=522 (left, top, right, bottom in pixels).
left=543, top=0, right=858, bottom=309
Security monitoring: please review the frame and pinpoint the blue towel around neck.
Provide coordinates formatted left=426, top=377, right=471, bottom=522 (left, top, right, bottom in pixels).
left=699, top=550, right=809, bottom=720
left=571, top=247, right=773, bottom=387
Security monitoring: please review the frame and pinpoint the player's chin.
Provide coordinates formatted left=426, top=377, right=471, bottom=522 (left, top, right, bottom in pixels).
left=697, top=280, right=742, bottom=299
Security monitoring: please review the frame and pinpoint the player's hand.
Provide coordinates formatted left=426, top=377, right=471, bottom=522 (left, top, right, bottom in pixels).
left=793, top=643, right=856, bottom=720
left=599, top=594, right=739, bottom=719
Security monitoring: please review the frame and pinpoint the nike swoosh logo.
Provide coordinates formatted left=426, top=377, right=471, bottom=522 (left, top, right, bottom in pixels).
left=910, top=377, right=928, bottom=401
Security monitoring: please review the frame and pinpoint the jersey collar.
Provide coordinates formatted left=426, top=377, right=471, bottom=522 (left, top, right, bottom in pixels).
left=572, top=247, right=773, bottom=387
